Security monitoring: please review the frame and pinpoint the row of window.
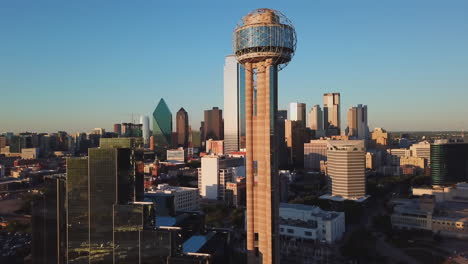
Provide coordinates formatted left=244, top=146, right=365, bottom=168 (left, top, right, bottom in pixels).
left=279, top=227, right=313, bottom=236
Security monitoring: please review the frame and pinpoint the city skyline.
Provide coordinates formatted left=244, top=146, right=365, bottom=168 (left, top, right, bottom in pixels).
left=1, top=0, right=468, bottom=133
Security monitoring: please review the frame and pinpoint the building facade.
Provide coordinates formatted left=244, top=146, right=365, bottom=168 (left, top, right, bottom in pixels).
left=327, top=140, right=366, bottom=200
left=346, top=104, right=369, bottom=140
left=290, top=102, right=306, bottom=128
left=279, top=203, right=345, bottom=243
left=431, top=140, right=468, bottom=186
left=176, top=108, right=189, bottom=148
left=323, top=93, right=340, bottom=136
left=307, top=105, right=324, bottom=137
left=152, top=98, right=172, bottom=149
left=140, top=115, right=150, bottom=147
left=223, top=55, right=246, bottom=154
left=203, top=107, right=224, bottom=142
left=304, top=139, right=328, bottom=170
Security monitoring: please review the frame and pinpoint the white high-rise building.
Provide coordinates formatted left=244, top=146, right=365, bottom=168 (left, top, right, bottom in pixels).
left=290, top=102, right=306, bottom=127
left=223, top=55, right=245, bottom=154
left=327, top=140, right=366, bottom=200
left=140, top=115, right=150, bottom=147
left=198, top=155, right=245, bottom=200
left=410, top=141, right=431, bottom=164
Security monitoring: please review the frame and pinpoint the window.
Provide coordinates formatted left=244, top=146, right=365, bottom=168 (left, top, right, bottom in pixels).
left=305, top=231, right=312, bottom=236
left=287, top=229, right=294, bottom=234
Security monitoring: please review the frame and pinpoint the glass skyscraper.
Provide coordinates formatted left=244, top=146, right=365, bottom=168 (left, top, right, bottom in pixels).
left=152, top=98, right=172, bottom=149
left=66, top=138, right=148, bottom=263
left=32, top=175, right=66, bottom=264
left=224, top=55, right=246, bottom=153
left=431, top=140, right=468, bottom=186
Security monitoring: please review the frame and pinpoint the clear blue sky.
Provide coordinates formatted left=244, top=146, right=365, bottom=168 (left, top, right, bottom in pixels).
left=1, top=0, right=467, bottom=133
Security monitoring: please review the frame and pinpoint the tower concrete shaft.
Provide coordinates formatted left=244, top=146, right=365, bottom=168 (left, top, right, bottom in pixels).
left=233, top=8, right=296, bottom=264
left=245, top=59, right=279, bottom=264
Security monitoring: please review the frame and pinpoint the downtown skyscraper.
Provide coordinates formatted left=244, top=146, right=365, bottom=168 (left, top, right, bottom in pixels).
left=152, top=98, right=172, bottom=149
left=66, top=138, right=151, bottom=263
left=140, top=115, right=150, bottom=147
left=176, top=107, right=189, bottom=148
left=307, top=104, right=324, bottom=137
left=323, top=92, right=341, bottom=136
left=202, top=107, right=223, bottom=142
left=289, top=102, right=306, bottom=128
left=224, top=55, right=246, bottom=153
left=347, top=104, right=369, bottom=140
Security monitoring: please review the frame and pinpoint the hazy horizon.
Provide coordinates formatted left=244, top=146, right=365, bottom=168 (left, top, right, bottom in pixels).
left=1, top=0, right=467, bottom=133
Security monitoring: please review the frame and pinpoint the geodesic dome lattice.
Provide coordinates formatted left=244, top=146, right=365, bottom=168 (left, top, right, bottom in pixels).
left=233, top=8, right=297, bottom=71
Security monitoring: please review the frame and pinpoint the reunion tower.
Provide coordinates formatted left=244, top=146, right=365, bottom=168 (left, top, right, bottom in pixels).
left=233, top=8, right=296, bottom=264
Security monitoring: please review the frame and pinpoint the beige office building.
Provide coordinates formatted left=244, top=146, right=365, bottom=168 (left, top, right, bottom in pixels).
left=371, top=128, right=389, bottom=149
left=327, top=140, right=366, bottom=199
left=410, top=141, right=431, bottom=164
left=304, top=139, right=328, bottom=170
left=323, top=93, right=340, bottom=134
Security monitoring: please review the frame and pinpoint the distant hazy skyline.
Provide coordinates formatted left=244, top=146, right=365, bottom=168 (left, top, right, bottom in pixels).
left=1, top=0, right=467, bottom=133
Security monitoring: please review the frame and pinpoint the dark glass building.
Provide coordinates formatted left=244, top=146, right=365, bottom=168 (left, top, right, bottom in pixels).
left=31, top=175, right=66, bottom=264
left=431, top=139, right=468, bottom=186
left=203, top=107, right=224, bottom=142
left=66, top=157, right=89, bottom=263
left=67, top=138, right=147, bottom=263
left=152, top=98, right=173, bottom=149
left=176, top=108, right=189, bottom=148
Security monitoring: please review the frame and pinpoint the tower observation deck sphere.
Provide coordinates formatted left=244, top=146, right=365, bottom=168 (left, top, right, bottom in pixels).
left=233, top=8, right=296, bottom=70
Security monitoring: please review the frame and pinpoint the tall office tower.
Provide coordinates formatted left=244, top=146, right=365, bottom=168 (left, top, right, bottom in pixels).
left=176, top=108, right=189, bottom=148
left=347, top=105, right=369, bottom=140
left=356, top=105, right=369, bottom=140
left=114, top=124, right=122, bottom=136
left=307, top=105, right=324, bottom=137
left=152, top=98, right=172, bottom=149
left=66, top=157, right=89, bottom=262
left=203, top=107, right=224, bottom=141
left=32, top=175, right=66, bottom=264
left=66, top=139, right=148, bottom=263
left=327, top=140, right=366, bottom=200
left=233, top=8, right=296, bottom=264
left=277, top=110, right=288, bottom=168
left=347, top=107, right=358, bottom=137
left=285, top=120, right=305, bottom=167
left=0, top=136, right=6, bottom=148
left=323, top=93, right=341, bottom=136
left=224, top=55, right=246, bottom=154
left=140, top=115, right=150, bottom=147
left=290, top=102, right=306, bottom=127
left=431, top=139, right=468, bottom=186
